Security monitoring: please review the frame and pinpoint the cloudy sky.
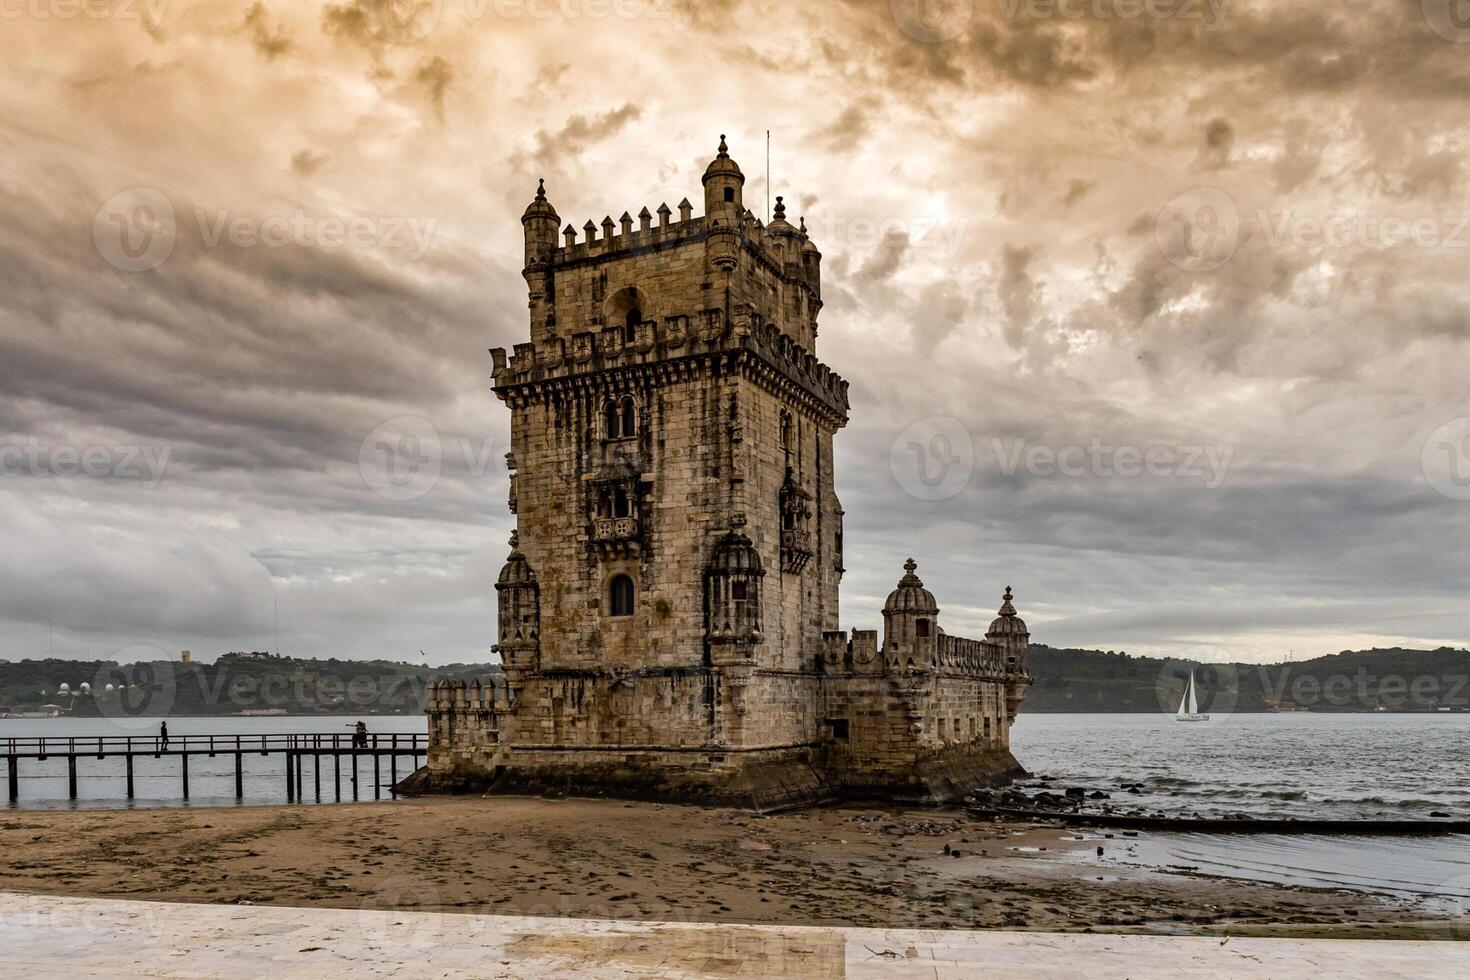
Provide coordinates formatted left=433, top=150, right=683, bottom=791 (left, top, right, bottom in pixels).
left=2, top=0, right=1468, bottom=666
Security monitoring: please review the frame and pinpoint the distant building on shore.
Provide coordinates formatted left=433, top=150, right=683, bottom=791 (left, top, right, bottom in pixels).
left=411, top=140, right=1032, bottom=808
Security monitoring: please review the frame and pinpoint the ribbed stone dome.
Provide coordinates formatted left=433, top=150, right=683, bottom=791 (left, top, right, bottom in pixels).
left=496, top=531, right=536, bottom=587
left=709, top=529, right=764, bottom=575
left=883, top=558, right=938, bottom=614
left=701, top=135, right=744, bottom=184
left=520, top=178, right=558, bottom=223
left=987, top=586, right=1028, bottom=636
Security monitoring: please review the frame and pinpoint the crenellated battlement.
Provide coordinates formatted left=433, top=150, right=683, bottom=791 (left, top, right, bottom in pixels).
left=491, top=312, right=849, bottom=422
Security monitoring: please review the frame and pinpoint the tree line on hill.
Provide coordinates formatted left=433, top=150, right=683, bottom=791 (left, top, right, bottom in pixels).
left=1023, top=644, right=1470, bottom=713
left=2, top=644, right=1465, bottom=716
left=0, top=654, right=502, bottom=717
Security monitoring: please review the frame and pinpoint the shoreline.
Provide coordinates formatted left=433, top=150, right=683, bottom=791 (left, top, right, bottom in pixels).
left=2, top=795, right=1463, bottom=940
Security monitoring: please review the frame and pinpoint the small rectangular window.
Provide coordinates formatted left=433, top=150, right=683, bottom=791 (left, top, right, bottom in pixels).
left=916, top=618, right=931, bottom=638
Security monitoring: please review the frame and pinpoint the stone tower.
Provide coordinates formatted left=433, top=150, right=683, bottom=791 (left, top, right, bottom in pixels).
left=412, top=138, right=1032, bottom=808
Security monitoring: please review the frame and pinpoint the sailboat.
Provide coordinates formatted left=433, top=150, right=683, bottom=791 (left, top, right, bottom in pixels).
left=1176, top=668, right=1209, bottom=722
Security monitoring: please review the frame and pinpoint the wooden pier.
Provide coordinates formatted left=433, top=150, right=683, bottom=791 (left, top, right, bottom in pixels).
left=1, top=732, right=426, bottom=804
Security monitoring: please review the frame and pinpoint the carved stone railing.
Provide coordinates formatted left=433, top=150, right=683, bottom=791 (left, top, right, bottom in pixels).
left=593, top=516, right=638, bottom=542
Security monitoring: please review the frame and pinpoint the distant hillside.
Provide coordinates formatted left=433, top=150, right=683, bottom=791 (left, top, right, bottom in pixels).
left=1023, top=644, right=1470, bottom=713
left=4, top=644, right=1466, bottom=717
left=0, top=655, right=502, bottom=717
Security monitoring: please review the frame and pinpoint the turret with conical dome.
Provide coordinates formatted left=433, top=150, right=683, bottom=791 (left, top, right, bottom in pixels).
left=702, top=134, right=744, bottom=218
left=882, top=558, right=940, bottom=668
left=494, top=530, right=539, bottom=700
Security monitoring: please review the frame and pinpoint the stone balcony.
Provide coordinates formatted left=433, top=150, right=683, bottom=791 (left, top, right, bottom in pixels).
left=781, top=527, right=812, bottom=573
left=592, top=516, right=640, bottom=557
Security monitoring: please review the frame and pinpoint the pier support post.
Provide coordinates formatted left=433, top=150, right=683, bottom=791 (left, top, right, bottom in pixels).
left=295, top=751, right=303, bottom=800
left=333, top=753, right=341, bottom=802
left=234, top=751, right=243, bottom=798
left=286, top=752, right=296, bottom=803
left=351, top=750, right=359, bottom=801
left=390, top=753, right=398, bottom=797
left=313, top=754, right=320, bottom=802
left=67, top=755, right=77, bottom=800
left=125, top=754, right=134, bottom=799
left=181, top=752, right=189, bottom=801
left=6, top=756, right=16, bottom=803
left=373, top=753, right=381, bottom=800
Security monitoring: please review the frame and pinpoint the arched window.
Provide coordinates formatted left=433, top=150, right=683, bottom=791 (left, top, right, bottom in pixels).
left=624, top=307, right=640, bottom=343
left=780, top=411, right=793, bottom=457
left=723, top=187, right=735, bottom=203
left=604, top=397, right=635, bottom=441
left=609, top=574, right=635, bottom=617
left=613, top=486, right=630, bottom=518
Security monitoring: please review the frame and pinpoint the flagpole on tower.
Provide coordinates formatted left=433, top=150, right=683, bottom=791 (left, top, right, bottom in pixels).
left=766, top=129, right=771, bottom=222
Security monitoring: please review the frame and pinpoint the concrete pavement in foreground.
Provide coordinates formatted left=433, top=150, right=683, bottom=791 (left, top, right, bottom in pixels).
left=3, top=891, right=1466, bottom=977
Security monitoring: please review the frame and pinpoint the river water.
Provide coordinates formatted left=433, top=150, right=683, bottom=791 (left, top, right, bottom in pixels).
left=4, top=712, right=1468, bottom=911
left=1010, top=712, right=1470, bottom=911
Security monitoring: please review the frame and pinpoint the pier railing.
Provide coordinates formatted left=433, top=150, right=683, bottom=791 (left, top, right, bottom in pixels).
left=2, top=731, right=428, bottom=804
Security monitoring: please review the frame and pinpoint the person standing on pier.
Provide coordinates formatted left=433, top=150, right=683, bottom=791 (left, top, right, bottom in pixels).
left=159, top=720, right=169, bottom=750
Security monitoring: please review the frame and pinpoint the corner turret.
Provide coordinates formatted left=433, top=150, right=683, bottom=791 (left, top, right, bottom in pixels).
left=521, top=178, right=559, bottom=268
left=882, top=558, right=940, bottom=669
left=702, top=134, right=744, bottom=219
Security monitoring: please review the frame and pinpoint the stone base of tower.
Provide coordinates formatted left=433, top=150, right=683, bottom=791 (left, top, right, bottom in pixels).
left=479, top=747, right=839, bottom=813
left=829, top=744, right=1028, bottom=805
left=397, top=741, right=1026, bottom=811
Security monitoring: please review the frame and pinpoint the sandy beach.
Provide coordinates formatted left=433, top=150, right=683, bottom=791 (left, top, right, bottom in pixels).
left=1, top=796, right=1461, bottom=940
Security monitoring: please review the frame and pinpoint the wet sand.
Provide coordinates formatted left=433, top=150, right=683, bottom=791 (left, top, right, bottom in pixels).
left=0, top=797, right=1461, bottom=939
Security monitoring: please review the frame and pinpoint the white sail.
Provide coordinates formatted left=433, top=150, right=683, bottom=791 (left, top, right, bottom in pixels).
left=1176, top=668, right=1206, bottom=721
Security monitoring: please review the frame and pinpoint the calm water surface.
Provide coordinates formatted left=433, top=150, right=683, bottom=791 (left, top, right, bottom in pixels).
left=1012, top=712, right=1470, bottom=911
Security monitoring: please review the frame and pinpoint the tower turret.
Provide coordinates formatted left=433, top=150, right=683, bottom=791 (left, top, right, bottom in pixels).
left=985, top=586, right=1031, bottom=725
left=521, top=180, right=559, bottom=343
left=521, top=178, right=559, bottom=268
left=702, top=135, right=744, bottom=219
left=882, top=558, right=939, bottom=669
left=494, top=530, right=540, bottom=701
